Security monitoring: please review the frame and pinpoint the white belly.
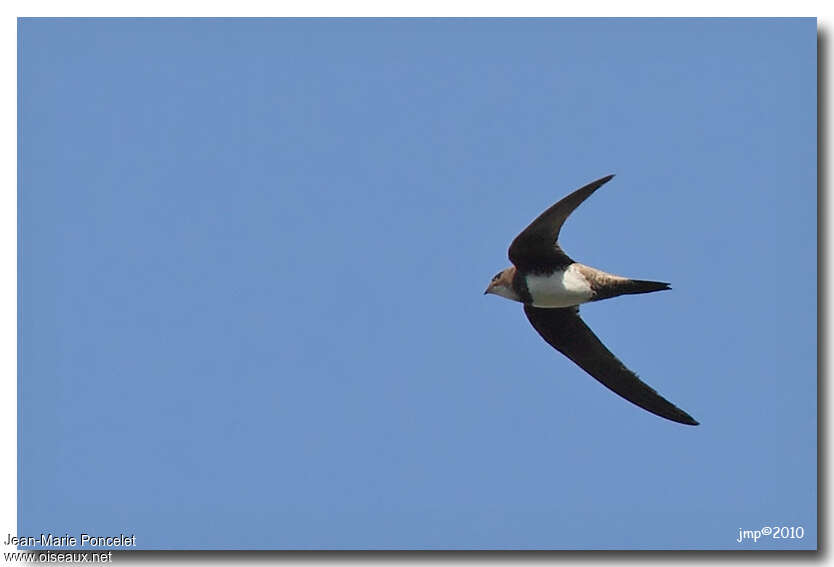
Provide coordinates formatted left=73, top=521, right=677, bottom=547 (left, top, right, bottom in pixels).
left=526, top=265, right=594, bottom=308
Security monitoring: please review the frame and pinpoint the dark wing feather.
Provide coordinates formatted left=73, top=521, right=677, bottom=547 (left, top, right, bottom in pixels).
left=523, top=305, right=698, bottom=426
left=508, top=174, right=615, bottom=272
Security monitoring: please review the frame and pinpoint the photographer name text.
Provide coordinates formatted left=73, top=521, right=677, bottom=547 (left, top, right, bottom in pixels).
left=5, top=533, right=136, bottom=548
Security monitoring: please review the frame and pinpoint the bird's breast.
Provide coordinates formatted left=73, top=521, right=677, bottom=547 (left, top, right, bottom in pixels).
left=525, top=264, right=594, bottom=308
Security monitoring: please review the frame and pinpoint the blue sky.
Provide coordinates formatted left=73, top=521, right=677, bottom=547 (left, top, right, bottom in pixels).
left=18, top=18, right=816, bottom=549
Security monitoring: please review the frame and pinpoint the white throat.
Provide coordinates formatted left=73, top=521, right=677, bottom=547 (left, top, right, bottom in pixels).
left=491, top=285, right=520, bottom=302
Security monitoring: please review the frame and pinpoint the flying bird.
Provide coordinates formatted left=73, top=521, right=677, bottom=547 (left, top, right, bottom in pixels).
left=484, top=174, right=698, bottom=426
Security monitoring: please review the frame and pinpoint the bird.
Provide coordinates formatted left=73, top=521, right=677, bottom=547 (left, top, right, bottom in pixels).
left=484, top=174, right=698, bottom=426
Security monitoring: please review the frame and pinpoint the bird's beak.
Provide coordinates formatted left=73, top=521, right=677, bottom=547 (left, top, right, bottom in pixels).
left=483, top=285, right=491, bottom=295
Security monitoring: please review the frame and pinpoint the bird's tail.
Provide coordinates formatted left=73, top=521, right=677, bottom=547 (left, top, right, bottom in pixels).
left=622, top=279, right=671, bottom=295
left=593, top=278, right=671, bottom=301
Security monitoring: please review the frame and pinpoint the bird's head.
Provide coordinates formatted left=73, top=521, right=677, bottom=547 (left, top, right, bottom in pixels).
left=484, top=266, right=520, bottom=301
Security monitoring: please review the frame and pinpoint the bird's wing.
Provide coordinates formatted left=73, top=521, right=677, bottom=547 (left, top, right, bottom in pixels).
left=523, top=305, right=698, bottom=425
left=508, top=174, right=615, bottom=272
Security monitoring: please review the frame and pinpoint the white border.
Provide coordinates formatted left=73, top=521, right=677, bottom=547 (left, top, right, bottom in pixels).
left=5, top=0, right=834, bottom=17
left=3, top=6, right=17, bottom=565
left=4, top=4, right=831, bottom=567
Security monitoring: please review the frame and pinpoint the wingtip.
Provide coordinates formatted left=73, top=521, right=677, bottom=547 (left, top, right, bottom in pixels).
left=673, top=412, right=699, bottom=426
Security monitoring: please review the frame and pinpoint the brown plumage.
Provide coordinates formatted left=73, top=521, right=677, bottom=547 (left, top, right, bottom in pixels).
left=573, top=263, right=671, bottom=302
left=485, top=174, right=698, bottom=426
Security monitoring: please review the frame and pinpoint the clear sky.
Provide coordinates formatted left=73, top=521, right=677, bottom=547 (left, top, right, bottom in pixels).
left=18, top=18, right=816, bottom=550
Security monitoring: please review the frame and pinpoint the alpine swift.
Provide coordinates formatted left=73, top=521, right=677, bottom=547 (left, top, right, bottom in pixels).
left=484, top=174, right=698, bottom=426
